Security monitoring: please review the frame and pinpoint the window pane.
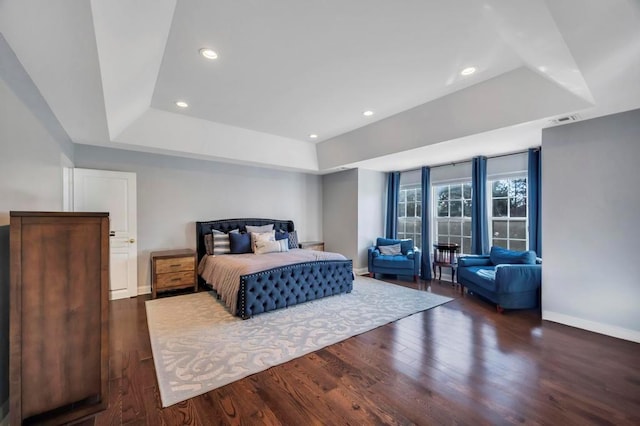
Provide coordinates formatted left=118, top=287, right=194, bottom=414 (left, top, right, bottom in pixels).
left=510, top=197, right=527, bottom=217
left=450, top=221, right=462, bottom=236
left=463, top=221, right=472, bottom=237
left=437, top=201, right=449, bottom=217
left=463, top=237, right=472, bottom=255
left=407, top=190, right=415, bottom=202
left=493, top=199, right=508, bottom=217
left=509, top=221, right=526, bottom=239
left=438, top=235, right=448, bottom=243
left=399, top=203, right=406, bottom=217
left=512, top=178, right=527, bottom=197
left=407, top=202, right=415, bottom=217
left=492, top=238, right=508, bottom=249
left=399, top=190, right=406, bottom=202
left=416, top=203, right=422, bottom=218
left=510, top=240, right=527, bottom=251
left=416, top=190, right=422, bottom=202
left=463, top=182, right=472, bottom=199
left=492, top=180, right=508, bottom=197
left=437, top=186, right=449, bottom=201
left=450, top=237, right=463, bottom=248
left=493, top=220, right=507, bottom=238
left=450, top=201, right=462, bottom=217
left=437, top=221, right=449, bottom=235
left=463, top=200, right=472, bottom=217
left=406, top=221, right=415, bottom=234
left=450, top=185, right=462, bottom=200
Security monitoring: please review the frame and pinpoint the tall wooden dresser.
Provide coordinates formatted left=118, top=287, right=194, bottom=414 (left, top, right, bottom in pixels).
left=10, top=212, right=110, bottom=425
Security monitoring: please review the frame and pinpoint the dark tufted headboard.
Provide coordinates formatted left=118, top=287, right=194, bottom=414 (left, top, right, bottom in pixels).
left=195, top=218, right=295, bottom=265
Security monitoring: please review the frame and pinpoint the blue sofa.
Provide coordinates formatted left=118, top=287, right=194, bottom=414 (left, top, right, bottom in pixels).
left=368, top=237, right=421, bottom=282
left=457, top=246, right=542, bottom=312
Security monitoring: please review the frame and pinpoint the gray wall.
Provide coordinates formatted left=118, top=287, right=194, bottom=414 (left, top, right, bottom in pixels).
left=357, top=169, right=386, bottom=270
left=322, top=169, right=359, bottom=265
left=74, top=145, right=323, bottom=292
left=542, top=109, right=640, bottom=342
left=322, top=168, right=385, bottom=272
left=0, top=75, right=69, bottom=421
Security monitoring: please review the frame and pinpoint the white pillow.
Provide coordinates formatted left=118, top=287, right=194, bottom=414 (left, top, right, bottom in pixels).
left=379, top=243, right=402, bottom=255
left=212, top=229, right=239, bottom=255
left=250, top=230, right=275, bottom=252
left=246, top=224, right=274, bottom=234
left=254, top=239, right=289, bottom=254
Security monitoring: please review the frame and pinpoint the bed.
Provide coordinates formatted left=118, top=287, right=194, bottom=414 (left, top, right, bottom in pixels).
left=196, top=218, right=353, bottom=319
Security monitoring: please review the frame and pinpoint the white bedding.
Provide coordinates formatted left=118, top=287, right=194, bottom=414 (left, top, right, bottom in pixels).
left=198, top=249, right=348, bottom=314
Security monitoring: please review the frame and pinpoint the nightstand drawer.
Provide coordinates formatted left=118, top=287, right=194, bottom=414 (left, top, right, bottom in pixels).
left=156, top=271, right=195, bottom=289
left=155, top=256, right=194, bottom=273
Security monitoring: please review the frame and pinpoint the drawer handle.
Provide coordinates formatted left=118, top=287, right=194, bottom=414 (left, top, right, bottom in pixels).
left=171, top=278, right=181, bottom=282
left=170, top=264, right=181, bottom=267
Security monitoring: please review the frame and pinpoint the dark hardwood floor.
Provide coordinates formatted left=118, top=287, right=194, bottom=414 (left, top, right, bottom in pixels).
left=80, top=277, right=639, bottom=425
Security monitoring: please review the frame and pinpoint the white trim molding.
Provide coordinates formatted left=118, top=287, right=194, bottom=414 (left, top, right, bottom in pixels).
left=542, top=311, right=640, bottom=343
left=353, top=267, right=368, bottom=276
left=138, top=284, right=151, bottom=295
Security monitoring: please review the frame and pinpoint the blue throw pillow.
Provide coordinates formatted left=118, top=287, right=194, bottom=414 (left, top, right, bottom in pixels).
left=229, top=232, right=252, bottom=254
left=489, top=246, right=536, bottom=265
left=275, top=231, right=289, bottom=241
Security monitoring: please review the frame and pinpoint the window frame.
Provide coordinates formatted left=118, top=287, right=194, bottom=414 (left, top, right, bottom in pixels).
left=432, top=180, right=473, bottom=256
left=397, top=183, right=422, bottom=249
left=488, top=174, right=529, bottom=251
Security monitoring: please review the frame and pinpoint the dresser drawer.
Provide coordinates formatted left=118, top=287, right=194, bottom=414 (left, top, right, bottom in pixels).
left=155, top=256, right=194, bottom=273
left=156, top=271, right=195, bottom=289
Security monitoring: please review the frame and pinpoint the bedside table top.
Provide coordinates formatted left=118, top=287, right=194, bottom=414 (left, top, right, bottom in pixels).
left=150, top=249, right=195, bottom=259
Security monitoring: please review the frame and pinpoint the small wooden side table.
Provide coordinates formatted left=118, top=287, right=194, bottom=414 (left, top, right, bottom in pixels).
left=299, top=241, right=325, bottom=251
left=150, top=249, right=197, bottom=299
left=432, top=243, right=460, bottom=283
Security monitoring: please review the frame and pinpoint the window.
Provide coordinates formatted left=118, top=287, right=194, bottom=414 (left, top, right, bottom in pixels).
left=398, top=184, right=422, bottom=249
left=490, top=177, right=527, bottom=251
left=434, top=182, right=472, bottom=254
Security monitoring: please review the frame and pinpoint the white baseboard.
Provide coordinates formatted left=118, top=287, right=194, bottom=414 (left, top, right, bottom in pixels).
left=138, top=285, right=151, bottom=295
left=542, top=310, right=640, bottom=343
left=354, top=267, right=368, bottom=276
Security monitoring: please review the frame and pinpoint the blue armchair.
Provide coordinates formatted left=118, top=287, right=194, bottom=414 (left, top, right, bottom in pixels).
left=368, top=237, right=421, bottom=282
left=457, top=246, right=542, bottom=312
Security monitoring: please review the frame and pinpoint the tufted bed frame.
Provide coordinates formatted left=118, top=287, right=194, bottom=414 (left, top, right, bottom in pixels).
left=196, top=218, right=354, bottom=319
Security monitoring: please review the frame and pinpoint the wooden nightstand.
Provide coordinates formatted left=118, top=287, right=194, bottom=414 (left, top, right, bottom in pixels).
left=150, top=249, right=197, bottom=299
left=299, top=241, right=325, bottom=251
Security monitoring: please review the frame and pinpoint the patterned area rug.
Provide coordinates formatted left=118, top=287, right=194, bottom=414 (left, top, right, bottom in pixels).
left=146, top=276, right=452, bottom=407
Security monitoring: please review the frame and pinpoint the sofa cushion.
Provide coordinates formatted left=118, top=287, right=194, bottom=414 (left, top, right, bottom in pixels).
left=489, top=246, right=536, bottom=265
left=457, top=266, right=497, bottom=292
left=376, top=238, right=413, bottom=255
left=372, top=255, right=414, bottom=270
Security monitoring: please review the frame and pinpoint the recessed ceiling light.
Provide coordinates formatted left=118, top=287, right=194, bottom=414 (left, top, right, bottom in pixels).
left=199, top=48, right=218, bottom=60
left=175, top=101, right=189, bottom=108
left=461, top=67, right=476, bottom=76
left=363, top=110, right=374, bottom=116
left=309, top=134, right=318, bottom=139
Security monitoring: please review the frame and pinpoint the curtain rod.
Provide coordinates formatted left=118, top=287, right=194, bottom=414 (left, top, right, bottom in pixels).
left=396, top=147, right=540, bottom=174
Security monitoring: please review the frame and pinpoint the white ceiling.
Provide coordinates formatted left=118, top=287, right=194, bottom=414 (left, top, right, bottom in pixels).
left=1, top=0, right=639, bottom=173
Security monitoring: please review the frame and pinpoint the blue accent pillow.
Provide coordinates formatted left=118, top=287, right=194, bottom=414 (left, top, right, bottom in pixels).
left=287, top=230, right=299, bottom=249
left=376, top=237, right=413, bottom=255
left=275, top=231, right=289, bottom=241
left=229, top=232, right=252, bottom=254
left=489, top=246, right=536, bottom=265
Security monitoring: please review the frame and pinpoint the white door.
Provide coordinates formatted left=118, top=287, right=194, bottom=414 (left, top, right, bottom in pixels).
left=73, top=168, right=138, bottom=300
